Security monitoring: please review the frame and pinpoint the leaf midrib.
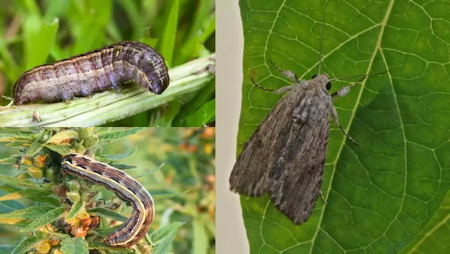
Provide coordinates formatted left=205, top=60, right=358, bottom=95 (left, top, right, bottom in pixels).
left=309, top=0, right=398, bottom=252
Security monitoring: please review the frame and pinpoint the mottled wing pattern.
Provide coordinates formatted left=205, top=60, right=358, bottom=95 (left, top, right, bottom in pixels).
left=230, top=81, right=332, bottom=224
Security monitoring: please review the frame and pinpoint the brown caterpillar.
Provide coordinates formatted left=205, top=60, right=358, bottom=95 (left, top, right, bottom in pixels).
left=13, top=41, right=170, bottom=105
left=61, top=153, right=154, bottom=247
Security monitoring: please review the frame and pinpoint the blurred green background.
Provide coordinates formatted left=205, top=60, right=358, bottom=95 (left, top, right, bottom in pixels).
left=0, top=0, right=215, bottom=126
left=0, top=127, right=215, bottom=253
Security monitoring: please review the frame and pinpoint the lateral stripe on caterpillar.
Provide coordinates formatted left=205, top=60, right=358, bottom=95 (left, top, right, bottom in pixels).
left=61, top=153, right=154, bottom=247
left=14, top=41, right=169, bottom=105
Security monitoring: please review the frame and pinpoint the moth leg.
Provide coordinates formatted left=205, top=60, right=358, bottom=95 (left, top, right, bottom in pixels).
left=331, top=85, right=351, bottom=98
left=250, top=76, right=292, bottom=94
left=331, top=85, right=357, bottom=142
left=268, top=59, right=299, bottom=83
left=273, top=85, right=293, bottom=94
left=331, top=106, right=358, bottom=144
left=319, top=191, right=327, bottom=204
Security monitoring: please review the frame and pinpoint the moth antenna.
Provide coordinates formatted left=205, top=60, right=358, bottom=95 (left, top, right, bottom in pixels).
left=250, top=76, right=276, bottom=92
left=317, top=0, right=328, bottom=74
left=331, top=106, right=359, bottom=145
left=251, top=75, right=293, bottom=94
left=329, top=71, right=388, bottom=82
left=268, top=58, right=299, bottom=83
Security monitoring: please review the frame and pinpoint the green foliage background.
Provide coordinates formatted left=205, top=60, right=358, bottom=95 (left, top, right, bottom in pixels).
left=0, top=0, right=215, bottom=127
left=236, top=0, right=450, bottom=253
left=0, top=127, right=215, bottom=253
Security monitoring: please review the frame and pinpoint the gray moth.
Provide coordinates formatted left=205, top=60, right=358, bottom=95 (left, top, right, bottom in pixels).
left=229, top=67, right=353, bottom=225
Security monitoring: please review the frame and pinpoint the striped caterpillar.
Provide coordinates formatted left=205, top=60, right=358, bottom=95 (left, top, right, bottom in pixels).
left=13, top=41, right=170, bottom=105
left=61, top=153, right=154, bottom=247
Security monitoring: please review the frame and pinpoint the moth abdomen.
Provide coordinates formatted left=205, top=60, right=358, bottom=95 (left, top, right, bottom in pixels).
left=13, top=41, right=169, bottom=105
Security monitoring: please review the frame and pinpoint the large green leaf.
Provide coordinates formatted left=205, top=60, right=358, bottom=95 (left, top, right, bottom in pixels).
left=399, top=191, right=450, bottom=254
left=237, top=0, right=450, bottom=253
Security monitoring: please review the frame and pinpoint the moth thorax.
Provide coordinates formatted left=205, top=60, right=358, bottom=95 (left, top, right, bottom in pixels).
left=312, top=74, right=330, bottom=89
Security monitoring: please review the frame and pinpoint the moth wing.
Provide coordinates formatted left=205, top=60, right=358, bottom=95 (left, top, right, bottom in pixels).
left=230, top=83, right=332, bottom=224
left=229, top=87, right=307, bottom=196
left=267, top=90, right=331, bottom=224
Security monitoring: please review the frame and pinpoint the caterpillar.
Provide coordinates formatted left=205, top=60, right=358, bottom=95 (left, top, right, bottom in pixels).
left=13, top=41, right=170, bottom=105
left=61, top=153, right=154, bottom=247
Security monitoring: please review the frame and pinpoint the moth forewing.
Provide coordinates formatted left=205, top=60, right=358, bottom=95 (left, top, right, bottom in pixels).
left=230, top=74, right=335, bottom=224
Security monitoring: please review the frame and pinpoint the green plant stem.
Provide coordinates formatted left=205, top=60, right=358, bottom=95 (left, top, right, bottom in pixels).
left=0, top=54, right=215, bottom=127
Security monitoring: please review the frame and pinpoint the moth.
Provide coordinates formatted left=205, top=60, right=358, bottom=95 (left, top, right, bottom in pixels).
left=61, top=153, right=154, bottom=247
left=13, top=41, right=170, bottom=105
left=229, top=67, right=355, bottom=224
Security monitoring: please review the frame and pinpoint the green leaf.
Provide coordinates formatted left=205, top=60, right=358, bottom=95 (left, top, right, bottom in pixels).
left=21, top=207, right=64, bottom=232
left=0, top=36, right=20, bottom=80
left=0, top=128, right=34, bottom=141
left=192, top=218, right=208, bottom=254
left=60, top=237, right=89, bottom=254
left=149, top=102, right=182, bottom=127
left=237, top=0, right=450, bottom=253
left=11, top=236, right=40, bottom=254
left=97, top=127, right=144, bottom=140
left=156, top=0, right=179, bottom=66
left=176, top=0, right=215, bottom=65
left=25, top=130, right=47, bottom=156
left=43, top=144, right=72, bottom=155
left=173, top=79, right=215, bottom=126
left=0, top=175, right=44, bottom=189
left=71, top=0, right=112, bottom=54
left=184, top=99, right=215, bottom=126
left=46, top=130, right=79, bottom=144
left=17, top=188, right=60, bottom=206
left=117, top=0, right=144, bottom=40
left=0, top=206, right=54, bottom=220
left=0, top=157, right=16, bottom=164
left=150, top=221, right=185, bottom=243
left=88, top=243, right=134, bottom=253
left=88, top=207, right=127, bottom=222
left=100, top=146, right=137, bottom=161
left=0, top=245, right=13, bottom=253
left=67, top=201, right=84, bottom=220
left=153, top=232, right=177, bottom=254
left=23, top=15, right=59, bottom=69
left=0, top=190, right=23, bottom=213
left=399, top=191, right=450, bottom=254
